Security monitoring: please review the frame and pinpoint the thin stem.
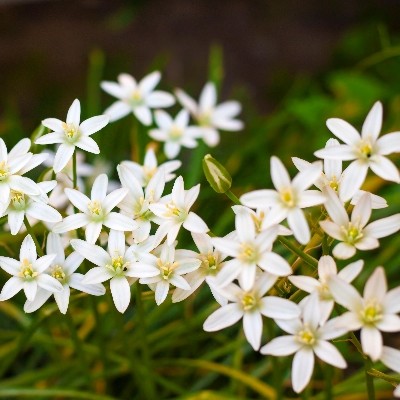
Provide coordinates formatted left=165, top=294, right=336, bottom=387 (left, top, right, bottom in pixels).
left=225, top=190, right=241, bottom=205
left=134, top=284, right=156, bottom=399
left=349, top=332, right=376, bottom=400
left=23, top=217, right=44, bottom=257
left=278, top=236, right=318, bottom=269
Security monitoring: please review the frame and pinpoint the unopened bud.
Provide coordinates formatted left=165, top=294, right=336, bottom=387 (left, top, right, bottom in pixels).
left=202, top=154, right=232, bottom=193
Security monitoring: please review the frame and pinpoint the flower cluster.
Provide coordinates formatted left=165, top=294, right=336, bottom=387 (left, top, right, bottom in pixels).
left=0, top=73, right=399, bottom=397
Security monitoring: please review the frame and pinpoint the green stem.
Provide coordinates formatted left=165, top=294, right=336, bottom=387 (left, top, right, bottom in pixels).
left=225, top=190, right=241, bottom=205
left=23, top=217, right=44, bottom=257
left=368, top=368, right=400, bottom=384
left=135, top=284, right=156, bottom=399
left=278, top=236, right=318, bottom=268
left=349, top=332, right=375, bottom=400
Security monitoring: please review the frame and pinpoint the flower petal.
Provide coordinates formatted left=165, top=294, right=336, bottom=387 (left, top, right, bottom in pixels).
left=80, top=115, right=109, bottom=136
left=110, top=277, right=131, bottom=313
left=203, top=303, right=243, bottom=331
left=314, top=340, right=347, bottom=368
left=260, top=335, right=301, bottom=356
left=243, top=312, right=263, bottom=350
left=292, top=348, right=314, bottom=393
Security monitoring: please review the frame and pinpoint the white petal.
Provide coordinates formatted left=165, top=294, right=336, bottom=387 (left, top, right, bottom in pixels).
left=363, top=267, right=387, bottom=302
left=20, top=235, right=37, bottom=262
left=146, top=91, right=175, bottom=108
left=376, top=314, right=400, bottom=332
left=100, top=81, right=126, bottom=99
left=351, top=192, right=371, bottom=228
left=0, top=277, right=23, bottom=300
left=83, top=267, right=113, bottom=284
left=203, top=303, right=243, bottom=331
left=323, top=187, right=349, bottom=226
left=287, top=208, right=310, bottom=245
left=169, top=275, right=190, bottom=290
left=104, top=212, right=137, bottom=231
left=240, top=189, right=280, bottom=209
left=214, top=259, right=242, bottom=287
left=133, top=106, right=152, bottom=126
left=318, top=255, right=337, bottom=281
left=258, top=252, right=292, bottom=276
left=175, top=88, right=198, bottom=115
left=183, top=212, right=208, bottom=233
left=297, top=190, right=326, bottom=208
left=199, top=82, right=216, bottom=109
left=85, top=222, right=103, bottom=244
left=338, top=260, right=363, bottom=283
left=260, top=335, right=301, bottom=356
left=292, top=163, right=323, bottom=192
left=319, top=220, right=344, bottom=241
left=260, top=297, right=300, bottom=319
left=361, top=326, right=382, bottom=361
left=340, top=161, right=369, bottom=202
left=64, top=188, right=90, bottom=212
left=53, top=144, right=75, bottom=173
left=315, top=144, right=356, bottom=160
left=326, top=118, right=361, bottom=145
left=80, top=115, right=109, bottom=136
left=361, top=101, right=382, bottom=140
left=270, top=156, right=291, bottom=191
left=377, top=132, right=400, bottom=155
left=37, top=274, right=63, bottom=293
left=110, top=277, right=131, bottom=313
left=40, top=118, right=64, bottom=132
left=28, top=202, right=62, bottom=223
left=288, top=276, right=319, bottom=293
left=8, top=176, right=40, bottom=196
left=238, top=263, right=257, bottom=291
left=23, top=280, right=38, bottom=302
left=292, top=348, right=314, bottom=393
left=54, top=286, right=70, bottom=314
left=70, top=239, right=110, bottom=267
left=34, top=254, right=57, bottom=273
left=235, top=211, right=255, bottom=243
left=104, top=101, right=131, bottom=122
left=0, top=256, right=21, bottom=275
left=155, top=280, right=170, bottom=305
left=364, top=214, right=400, bottom=239
left=35, top=132, right=64, bottom=145
left=53, top=213, right=88, bottom=233
left=8, top=211, right=24, bottom=235
left=332, top=242, right=356, bottom=260
left=214, top=101, right=241, bottom=119
left=243, top=312, right=263, bottom=350
left=328, top=275, right=362, bottom=311
left=314, top=340, right=347, bottom=368
left=211, top=237, right=240, bottom=258
left=66, top=99, right=81, bottom=126
left=139, top=71, right=161, bottom=94
left=370, top=155, right=400, bottom=182
left=103, top=188, right=128, bottom=213
left=383, top=287, right=400, bottom=314
left=380, top=346, right=400, bottom=373
left=24, top=289, right=52, bottom=313
left=75, top=136, right=100, bottom=154
left=69, top=273, right=106, bottom=296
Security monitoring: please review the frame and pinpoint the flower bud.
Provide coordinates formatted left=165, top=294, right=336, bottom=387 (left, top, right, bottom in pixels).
left=202, top=154, right=232, bottom=193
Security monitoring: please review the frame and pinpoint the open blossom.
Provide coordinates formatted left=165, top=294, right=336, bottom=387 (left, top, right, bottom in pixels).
left=101, top=71, right=175, bottom=125
left=149, top=176, right=209, bottom=246
left=72, top=230, right=160, bottom=313
left=117, top=164, right=165, bottom=243
left=320, top=187, right=400, bottom=259
left=240, top=156, right=325, bottom=244
left=293, top=139, right=387, bottom=209
left=172, top=232, right=229, bottom=305
left=289, top=255, right=363, bottom=324
left=0, top=235, right=63, bottom=301
left=261, top=294, right=347, bottom=393
left=137, top=241, right=201, bottom=305
left=329, top=267, right=400, bottom=361
left=175, top=82, right=243, bottom=146
left=149, top=109, right=200, bottom=159
left=24, top=233, right=105, bottom=314
left=203, top=272, right=300, bottom=350
left=53, top=174, right=137, bottom=243
left=121, top=148, right=181, bottom=187
left=0, top=138, right=41, bottom=211
left=36, top=99, right=109, bottom=173
left=314, top=101, right=400, bottom=200
left=1, top=181, right=62, bottom=235
left=212, top=210, right=291, bottom=291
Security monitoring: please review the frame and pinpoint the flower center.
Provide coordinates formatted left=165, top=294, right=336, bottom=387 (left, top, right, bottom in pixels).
left=170, top=126, right=183, bottom=141
left=198, top=111, right=212, bottom=127
left=106, top=255, right=129, bottom=276
left=62, top=122, right=80, bottom=143
left=143, top=166, right=157, bottom=185
left=251, top=211, right=265, bottom=234
left=11, top=190, right=26, bottom=211
left=0, top=161, right=10, bottom=181
left=157, top=259, right=178, bottom=280
left=88, top=200, right=104, bottom=221
left=19, top=259, right=37, bottom=281
left=241, top=292, right=257, bottom=311
left=128, top=89, right=143, bottom=106
left=328, top=177, right=339, bottom=191
left=200, top=253, right=219, bottom=275
left=239, top=243, right=258, bottom=263
left=359, top=140, right=373, bottom=158
left=165, top=202, right=186, bottom=221
left=361, top=301, right=383, bottom=325
left=51, top=265, right=67, bottom=283
left=280, top=188, right=296, bottom=207
left=342, top=223, right=363, bottom=244
left=297, top=328, right=316, bottom=346
left=318, top=282, right=332, bottom=301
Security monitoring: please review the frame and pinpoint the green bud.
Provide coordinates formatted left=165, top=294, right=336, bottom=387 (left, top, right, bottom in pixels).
left=202, top=154, right=232, bottom=193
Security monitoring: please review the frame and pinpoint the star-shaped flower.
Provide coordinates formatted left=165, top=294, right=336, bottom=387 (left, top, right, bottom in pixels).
left=36, top=99, right=109, bottom=173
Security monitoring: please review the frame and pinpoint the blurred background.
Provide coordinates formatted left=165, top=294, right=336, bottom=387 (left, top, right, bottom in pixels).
left=1, top=1, right=400, bottom=399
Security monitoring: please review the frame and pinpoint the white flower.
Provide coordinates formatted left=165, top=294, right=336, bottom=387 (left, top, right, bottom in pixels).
left=314, top=101, right=400, bottom=201
left=149, top=110, right=200, bottom=159
left=24, top=233, right=105, bottom=314
left=101, top=71, right=175, bottom=125
left=175, top=82, right=243, bottom=146
left=117, top=164, right=165, bottom=243
left=36, top=99, right=109, bottom=173
left=240, top=156, right=325, bottom=245
left=211, top=211, right=291, bottom=291
left=328, top=267, right=400, bottom=361
left=149, top=176, right=209, bottom=246
left=320, top=188, right=400, bottom=259
left=261, top=294, right=347, bottom=393
left=203, top=273, right=300, bottom=350
left=289, top=255, right=363, bottom=324
left=53, top=174, right=137, bottom=243
left=121, top=148, right=181, bottom=187
left=72, top=230, right=160, bottom=313
left=0, top=235, right=63, bottom=301
left=172, top=232, right=229, bottom=305
left=0, top=138, right=41, bottom=210
left=138, top=241, right=201, bottom=305
left=1, top=181, right=62, bottom=235
left=293, top=139, right=387, bottom=209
